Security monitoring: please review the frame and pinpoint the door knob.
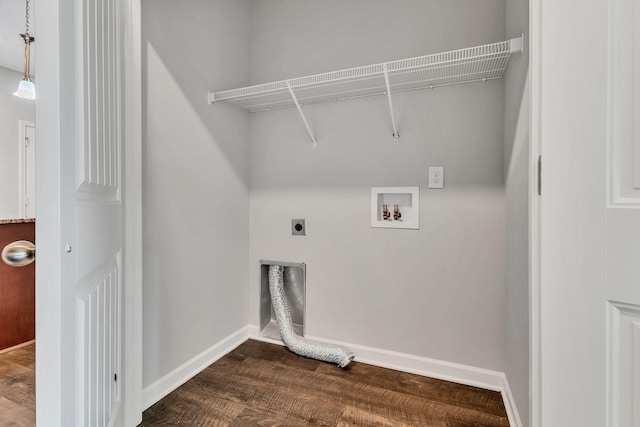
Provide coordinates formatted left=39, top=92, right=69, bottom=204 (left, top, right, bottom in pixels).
left=2, top=240, right=36, bottom=267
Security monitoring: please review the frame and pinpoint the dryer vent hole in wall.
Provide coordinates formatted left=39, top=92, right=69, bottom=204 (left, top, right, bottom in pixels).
left=268, top=264, right=355, bottom=368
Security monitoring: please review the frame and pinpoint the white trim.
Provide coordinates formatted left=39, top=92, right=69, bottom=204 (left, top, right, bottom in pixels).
left=17, top=120, right=35, bottom=219
left=123, top=0, right=143, bottom=424
left=501, top=374, right=524, bottom=427
left=250, top=325, right=501, bottom=389
left=141, top=326, right=251, bottom=411
left=34, top=0, right=64, bottom=423
left=248, top=325, right=517, bottom=411
left=529, top=0, right=542, bottom=424
left=307, top=334, right=503, bottom=390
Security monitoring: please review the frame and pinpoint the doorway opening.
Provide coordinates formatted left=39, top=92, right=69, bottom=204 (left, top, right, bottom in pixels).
left=0, top=78, right=36, bottom=425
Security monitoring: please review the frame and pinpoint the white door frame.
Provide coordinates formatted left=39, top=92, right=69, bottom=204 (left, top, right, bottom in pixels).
left=122, top=0, right=143, bottom=424
left=530, top=0, right=618, bottom=425
left=35, top=0, right=143, bottom=425
left=528, top=0, right=542, bottom=423
left=18, top=120, right=36, bottom=219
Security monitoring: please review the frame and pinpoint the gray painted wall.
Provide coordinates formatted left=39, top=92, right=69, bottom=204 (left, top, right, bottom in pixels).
left=504, top=0, right=530, bottom=424
left=0, top=65, right=35, bottom=219
left=248, top=0, right=508, bottom=371
left=141, top=0, right=251, bottom=387
left=141, top=0, right=528, bottom=403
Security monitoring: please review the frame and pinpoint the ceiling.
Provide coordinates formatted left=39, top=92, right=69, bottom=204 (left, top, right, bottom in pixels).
left=0, top=0, right=31, bottom=73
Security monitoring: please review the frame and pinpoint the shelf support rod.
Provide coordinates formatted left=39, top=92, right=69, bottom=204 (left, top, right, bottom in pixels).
left=286, top=81, right=318, bottom=148
left=382, top=64, right=400, bottom=142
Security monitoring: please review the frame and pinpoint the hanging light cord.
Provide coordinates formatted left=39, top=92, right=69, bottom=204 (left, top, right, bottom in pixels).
left=19, top=0, right=34, bottom=81
left=12, top=0, right=35, bottom=99
left=24, top=0, right=30, bottom=35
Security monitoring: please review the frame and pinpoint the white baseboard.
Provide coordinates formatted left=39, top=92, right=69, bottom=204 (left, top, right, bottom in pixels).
left=249, top=325, right=502, bottom=390
left=249, top=324, right=522, bottom=426
left=500, top=374, right=523, bottom=427
left=142, top=325, right=250, bottom=410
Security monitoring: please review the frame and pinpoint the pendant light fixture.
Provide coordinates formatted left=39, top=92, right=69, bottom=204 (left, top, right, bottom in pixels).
left=13, top=0, right=35, bottom=100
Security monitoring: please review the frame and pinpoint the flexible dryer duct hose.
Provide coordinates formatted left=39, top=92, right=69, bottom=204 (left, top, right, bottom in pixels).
left=268, top=265, right=355, bottom=368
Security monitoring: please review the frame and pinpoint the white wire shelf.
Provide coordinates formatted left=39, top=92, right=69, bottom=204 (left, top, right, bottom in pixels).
left=208, top=36, right=524, bottom=146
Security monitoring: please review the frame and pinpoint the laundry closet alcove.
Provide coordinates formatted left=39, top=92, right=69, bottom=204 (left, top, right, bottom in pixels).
left=141, top=1, right=529, bottom=425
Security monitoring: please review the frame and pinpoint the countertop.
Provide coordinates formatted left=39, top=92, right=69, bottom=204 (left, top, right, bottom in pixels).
left=0, top=219, right=36, bottom=225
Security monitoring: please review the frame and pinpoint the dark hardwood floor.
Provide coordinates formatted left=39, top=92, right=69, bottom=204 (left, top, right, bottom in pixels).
left=142, top=339, right=509, bottom=426
left=0, top=342, right=36, bottom=427
left=0, top=340, right=510, bottom=426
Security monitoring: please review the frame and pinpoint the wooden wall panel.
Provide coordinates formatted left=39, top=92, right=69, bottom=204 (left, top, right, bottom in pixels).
left=0, top=222, right=35, bottom=351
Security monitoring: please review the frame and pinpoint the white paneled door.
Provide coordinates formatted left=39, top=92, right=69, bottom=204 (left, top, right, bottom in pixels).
left=536, top=0, right=640, bottom=425
left=607, top=0, right=640, bottom=424
left=74, top=0, right=124, bottom=421
left=36, top=0, right=138, bottom=425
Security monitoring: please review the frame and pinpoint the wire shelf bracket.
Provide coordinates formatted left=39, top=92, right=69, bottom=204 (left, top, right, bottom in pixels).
left=382, top=64, right=400, bottom=142
left=286, top=81, right=317, bottom=148
left=208, top=36, right=524, bottom=146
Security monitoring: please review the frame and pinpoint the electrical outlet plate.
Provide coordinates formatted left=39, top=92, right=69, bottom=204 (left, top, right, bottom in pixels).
left=428, top=166, right=444, bottom=189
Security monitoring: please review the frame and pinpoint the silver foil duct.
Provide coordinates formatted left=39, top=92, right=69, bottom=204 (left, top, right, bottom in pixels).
left=268, top=265, right=355, bottom=368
